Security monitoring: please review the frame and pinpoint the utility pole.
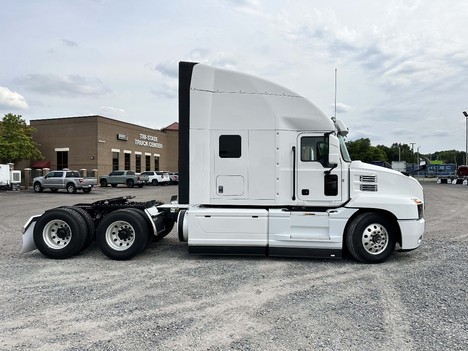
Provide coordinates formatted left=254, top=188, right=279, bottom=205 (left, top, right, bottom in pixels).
left=463, top=111, right=468, bottom=165
left=410, top=142, right=416, bottom=172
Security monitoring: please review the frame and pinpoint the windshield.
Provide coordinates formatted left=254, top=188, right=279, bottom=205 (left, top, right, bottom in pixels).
left=339, top=135, right=351, bottom=162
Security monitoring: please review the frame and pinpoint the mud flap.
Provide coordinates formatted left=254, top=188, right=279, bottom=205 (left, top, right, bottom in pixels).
left=21, top=216, right=39, bottom=253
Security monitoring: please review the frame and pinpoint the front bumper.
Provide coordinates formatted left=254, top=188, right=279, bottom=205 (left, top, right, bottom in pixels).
left=398, top=218, right=425, bottom=250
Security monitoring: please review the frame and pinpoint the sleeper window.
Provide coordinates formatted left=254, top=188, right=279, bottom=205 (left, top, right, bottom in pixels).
left=219, top=135, right=241, bottom=158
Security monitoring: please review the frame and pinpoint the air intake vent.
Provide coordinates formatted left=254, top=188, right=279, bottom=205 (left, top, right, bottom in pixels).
left=361, top=184, right=378, bottom=192
left=360, top=175, right=377, bottom=183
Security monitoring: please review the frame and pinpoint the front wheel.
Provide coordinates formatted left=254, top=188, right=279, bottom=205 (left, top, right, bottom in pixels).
left=96, top=209, right=149, bottom=260
left=126, top=179, right=134, bottom=188
left=100, top=179, right=108, bottom=187
left=34, top=182, right=43, bottom=193
left=345, top=212, right=396, bottom=263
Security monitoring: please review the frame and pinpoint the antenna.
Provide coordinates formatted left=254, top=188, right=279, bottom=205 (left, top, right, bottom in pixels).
left=334, top=68, right=337, bottom=121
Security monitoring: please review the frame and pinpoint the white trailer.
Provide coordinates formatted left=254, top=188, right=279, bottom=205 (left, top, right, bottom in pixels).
left=21, top=62, right=425, bottom=263
left=0, top=163, right=21, bottom=190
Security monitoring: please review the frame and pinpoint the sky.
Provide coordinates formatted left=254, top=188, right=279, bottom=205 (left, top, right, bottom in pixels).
left=1, top=0, right=468, bottom=154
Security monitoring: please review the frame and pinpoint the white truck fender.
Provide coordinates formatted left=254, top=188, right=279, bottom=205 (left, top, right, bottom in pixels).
left=21, top=215, right=40, bottom=253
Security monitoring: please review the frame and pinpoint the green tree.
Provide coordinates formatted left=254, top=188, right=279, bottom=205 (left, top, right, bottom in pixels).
left=377, top=143, right=413, bottom=163
left=0, top=113, right=43, bottom=163
left=431, top=150, right=465, bottom=165
left=346, top=138, right=387, bottom=162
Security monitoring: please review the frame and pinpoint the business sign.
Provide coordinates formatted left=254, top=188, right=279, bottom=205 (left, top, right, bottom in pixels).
left=135, top=133, right=163, bottom=149
left=117, top=133, right=128, bottom=141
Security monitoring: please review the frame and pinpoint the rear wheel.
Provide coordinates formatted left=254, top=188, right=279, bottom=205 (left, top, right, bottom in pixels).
left=155, top=220, right=175, bottom=241
left=345, top=212, right=396, bottom=263
left=127, top=179, right=134, bottom=188
left=96, top=209, right=149, bottom=260
left=61, top=206, right=96, bottom=251
left=66, top=183, right=77, bottom=194
left=33, top=208, right=87, bottom=259
left=100, top=179, right=108, bottom=187
left=124, top=208, right=152, bottom=248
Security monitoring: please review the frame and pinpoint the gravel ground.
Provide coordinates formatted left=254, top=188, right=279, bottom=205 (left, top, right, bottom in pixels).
left=0, top=182, right=466, bottom=351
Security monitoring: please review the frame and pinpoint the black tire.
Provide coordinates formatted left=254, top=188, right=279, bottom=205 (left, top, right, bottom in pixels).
left=33, top=208, right=87, bottom=259
left=111, top=184, right=117, bottom=188
left=100, top=179, right=108, bottom=187
left=345, top=212, right=396, bottom=263
left=124, top=208, right=153, bottom=249
left=66, top=183, right=77, bottom=194
left=177, top=210, right=187, bottom=242
left=51, top=188, right=59, bottom=193
left=62, top=206, right=96, bottom=251
left=137, top=184, right=144, bottom=188
left=96, top=209, right=149, bottom=260
left=126, top=179, right=134, bottom=188
left=151, top=179, right=158, bottom=186
left=155, top=220, right=175, bottom=241
left=34, top=182, right=43, bottom=193
left=82, top=188, right=92, bottom=193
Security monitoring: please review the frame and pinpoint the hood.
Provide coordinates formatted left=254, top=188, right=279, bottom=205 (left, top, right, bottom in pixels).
left=350, top=161, right=424, bottom=202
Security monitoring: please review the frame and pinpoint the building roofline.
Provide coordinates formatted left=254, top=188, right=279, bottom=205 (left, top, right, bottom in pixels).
left=30, top=115, right=177, bottom=132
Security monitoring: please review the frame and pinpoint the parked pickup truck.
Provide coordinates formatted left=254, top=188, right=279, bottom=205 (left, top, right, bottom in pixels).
left=33, top=170, right=97, bottom=193
left=99, top=170, right=148, bottom=188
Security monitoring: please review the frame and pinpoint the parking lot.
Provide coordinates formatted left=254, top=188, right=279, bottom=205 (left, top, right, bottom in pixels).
left=0, top=182, right=467, bottom=350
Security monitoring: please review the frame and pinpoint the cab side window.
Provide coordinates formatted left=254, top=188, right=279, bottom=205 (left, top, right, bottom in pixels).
left=301, top=136, right=328, bottom=167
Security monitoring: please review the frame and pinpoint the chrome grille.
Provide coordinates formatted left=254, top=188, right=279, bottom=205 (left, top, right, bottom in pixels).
left=360, top=175, right=377, bottom=183
left=360, top=184, right=378, bottom=192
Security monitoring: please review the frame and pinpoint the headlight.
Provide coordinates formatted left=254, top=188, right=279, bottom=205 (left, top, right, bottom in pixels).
left=412, top=198, right=424, bottom=220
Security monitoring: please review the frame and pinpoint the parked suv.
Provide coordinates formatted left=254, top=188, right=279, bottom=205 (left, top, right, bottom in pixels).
left=140, top=171, right=171, bottom=186
left=168, top=172, right=179, bottom=185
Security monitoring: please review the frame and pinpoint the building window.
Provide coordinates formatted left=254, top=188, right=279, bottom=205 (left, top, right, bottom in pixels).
left=145, top=155, right=151, bottom=171
left=125, top=153, right=131, bottom=170
left=57, top=151, right=68, bottom=170
left=219, top=135, right=241, bottom=158
left=135, top=154, right=141, bottom=173
left=112, top=152, right=119, bottom=171
left=154, top=155, right=160, bottom=171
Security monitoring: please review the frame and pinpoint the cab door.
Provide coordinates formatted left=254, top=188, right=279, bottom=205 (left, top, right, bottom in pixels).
left=296, top=134, right=342, bottom=205
left=47, top=171, right=64, bottom=189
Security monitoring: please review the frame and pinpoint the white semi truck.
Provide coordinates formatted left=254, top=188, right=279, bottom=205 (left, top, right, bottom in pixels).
left=21, top=62, right=425, bottom=263
left=0, top=163, right=21, bottom=191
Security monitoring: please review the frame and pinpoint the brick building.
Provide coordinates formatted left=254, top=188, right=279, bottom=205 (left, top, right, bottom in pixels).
left=26, top=115, right=178, bottom=177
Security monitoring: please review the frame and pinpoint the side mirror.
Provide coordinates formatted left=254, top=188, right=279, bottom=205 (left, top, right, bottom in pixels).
left=329, top=153, right=340, bottom=166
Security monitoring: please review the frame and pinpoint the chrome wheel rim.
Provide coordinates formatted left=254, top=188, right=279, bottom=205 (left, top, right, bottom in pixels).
left=362, top=223, right=389, bottom=255
left=105, top=221, right=135, bottom=251
left=43, top=220, right=71, bottom=249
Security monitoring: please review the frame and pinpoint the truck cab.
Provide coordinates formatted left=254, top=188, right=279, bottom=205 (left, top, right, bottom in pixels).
left=177, top=62, right=425, bottom=263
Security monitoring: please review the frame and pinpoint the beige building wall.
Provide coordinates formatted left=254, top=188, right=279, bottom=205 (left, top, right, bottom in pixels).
left=29, top=115, right=178, bottom=176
